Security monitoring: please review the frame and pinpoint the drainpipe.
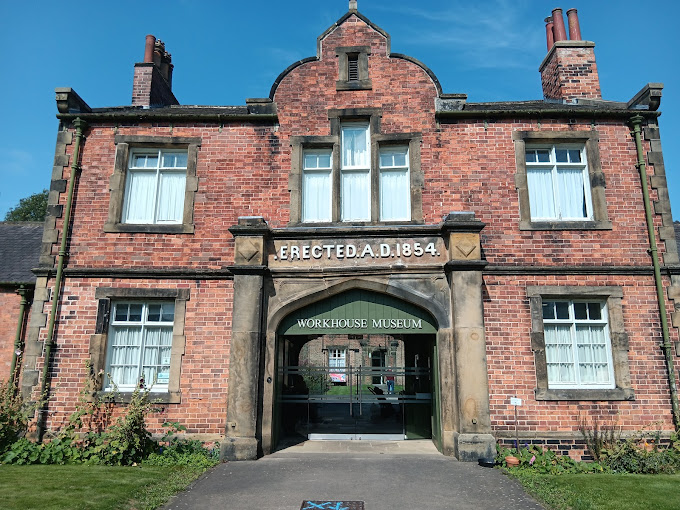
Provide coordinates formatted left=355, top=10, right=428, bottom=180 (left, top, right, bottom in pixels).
left=36, top=117, right=86, bottom=440
left=9, top=285, right=31, bottom=388
left=630, top=115, right=680, bottom=429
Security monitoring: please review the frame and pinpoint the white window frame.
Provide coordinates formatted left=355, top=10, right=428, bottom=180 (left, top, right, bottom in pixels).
left=542, top=299, right=615, bottom=390
left=104, top=301, right=175, bottom=392
left=302, top=149, right=333, bottom=222
left=525, top=145, right=592, bottom=221
left=122, top=148, right=188, bottom=225
left=379, top=145, right=411, bottom=221
left=328, top=348, right=347, bottom=383
left=341, top=123, right=371, bottom=221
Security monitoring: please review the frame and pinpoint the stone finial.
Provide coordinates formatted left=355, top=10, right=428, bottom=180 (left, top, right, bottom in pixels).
left=349, top=0, right=358, bottom=12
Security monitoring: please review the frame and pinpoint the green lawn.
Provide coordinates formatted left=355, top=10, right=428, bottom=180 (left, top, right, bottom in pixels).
left=0, top=464, right=207, bottom=510
left=512, top=471, right=680, bottom=510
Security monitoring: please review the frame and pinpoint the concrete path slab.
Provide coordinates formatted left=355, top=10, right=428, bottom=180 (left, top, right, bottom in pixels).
left=163, top=441, right=544, bottom=510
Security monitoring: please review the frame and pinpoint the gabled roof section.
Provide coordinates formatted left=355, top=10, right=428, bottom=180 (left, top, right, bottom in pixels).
left=0, top=222, right=42, bottom=285
left=269, top=3, right=445, bottom=98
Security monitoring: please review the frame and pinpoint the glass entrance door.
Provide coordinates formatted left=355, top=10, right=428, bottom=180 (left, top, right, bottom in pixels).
left=277, top=334, right=433, bottom=441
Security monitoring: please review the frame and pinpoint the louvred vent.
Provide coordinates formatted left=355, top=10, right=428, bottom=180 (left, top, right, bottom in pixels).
left=348, top=55, right=359, bottom=81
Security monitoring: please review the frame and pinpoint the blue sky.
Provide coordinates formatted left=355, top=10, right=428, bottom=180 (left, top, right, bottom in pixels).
left=1, top=0, right=679, bottom=220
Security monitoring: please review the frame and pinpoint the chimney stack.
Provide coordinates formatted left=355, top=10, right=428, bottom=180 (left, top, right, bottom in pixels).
left=131, top=35, right=178, bottom=107
left=539, top=8, right=601, bottom=102
left=566, top=8, right=582, bottom=40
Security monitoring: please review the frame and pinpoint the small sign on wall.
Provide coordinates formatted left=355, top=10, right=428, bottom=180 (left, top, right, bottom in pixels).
left=510, top=397, right=523, bottom=406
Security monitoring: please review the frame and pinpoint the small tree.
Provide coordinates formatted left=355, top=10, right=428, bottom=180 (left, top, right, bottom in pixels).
left=4, top=189, right=49, bottom=222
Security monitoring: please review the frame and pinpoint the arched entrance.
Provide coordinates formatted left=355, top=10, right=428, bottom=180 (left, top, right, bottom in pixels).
left=273, top=289, right=440, bottom=446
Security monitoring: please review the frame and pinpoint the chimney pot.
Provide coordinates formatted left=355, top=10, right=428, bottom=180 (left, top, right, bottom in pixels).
left=551, top=8, right=567, bottom=42
left=544, top=17, right=555, bottom=50
left=566, top=8, right=582, bottom=40
left=144, top=35, right=156, bottom=63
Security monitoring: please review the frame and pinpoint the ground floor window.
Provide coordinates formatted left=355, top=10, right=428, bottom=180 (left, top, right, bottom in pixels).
left=105, top=302, right=174, bottom=391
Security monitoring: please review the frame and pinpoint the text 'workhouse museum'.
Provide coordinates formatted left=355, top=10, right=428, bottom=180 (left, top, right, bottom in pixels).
left=2, top=1, right=679, bottom=462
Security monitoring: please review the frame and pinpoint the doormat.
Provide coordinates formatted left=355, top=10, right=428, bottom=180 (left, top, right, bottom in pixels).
left=300, top=502, right=364, bottom=510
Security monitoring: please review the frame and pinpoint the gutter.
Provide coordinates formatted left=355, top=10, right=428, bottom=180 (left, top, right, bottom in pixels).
left=36, top=118, right=86, bottom=440
left=630, top=115, right=680, bottom=429
left=436, top=109, right=660, bottom=121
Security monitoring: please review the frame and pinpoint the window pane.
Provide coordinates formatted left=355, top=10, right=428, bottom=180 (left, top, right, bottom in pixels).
left=148, top=304, right=161, bottom=322
left=109, top=326, right=142, bottom=387
left=341, top=170, right=370, bottom=221
left=574, top=302, right=588, bottom=320
left=302, top=169, right=332, bottom=222
left=556, top=168, right=587, bottom=219
left=114, top=304, right=129, bottom=322
left=131, top=154, right=158, bottom=168
left=545, top=325, right=575, bottom=384
left=588, top=302, right=602, bottom=320
left=123, top=170, right=157, bottom=223
left=156, top=172, right=186, bottom=223
left=536, top=150, right=550, bottom=163
left=568, top=149, right=582, bottom=163
left=161, top=303, right=175, bottom=322
left=525, top=150, right=536, bottom=163
left=342, top=125, right=369, bottom=168
left=127, top=304, right=142, bottom=322
left=527, top=169, right=556, bottom=219
left=542, top=301, right=555, bottom=319
left=380, top=169, right=410, bottom=221
left=576, top=325, right=610, bottom=384
left=162, top=152, right=187, bottom=168
left=555, top=302, right=570, bottom=319
left=555, top=149, right=568, bottom=163
left=380, top=153, right=393, bottom=167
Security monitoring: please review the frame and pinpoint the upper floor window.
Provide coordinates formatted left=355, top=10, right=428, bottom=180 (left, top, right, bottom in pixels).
left=105, top=135, right=200, bottom=234
left=379, top=146, right=410, bottom=221
left=302, top=150, right=332, bottom=222
left=525, top=145, right=592, bottom=221
left=513, top=131, right=611, bottom=231
left=122, top=149, right=187, bottom=224
left=289, top=109, right=424, bottom=225
left=341, top=123, right=371, bottom=221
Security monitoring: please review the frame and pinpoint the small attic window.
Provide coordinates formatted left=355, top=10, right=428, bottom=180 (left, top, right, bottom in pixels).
left=336, top=46, right=372, bottom=91
left=348, top=54, right=359, bottom=82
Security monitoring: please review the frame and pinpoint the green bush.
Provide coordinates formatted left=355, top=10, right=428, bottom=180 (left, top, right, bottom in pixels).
left=0, top=379, right=29, bottom=454
left=144, top=422, right=219, bottom=468
left=496, top=444, right=608, bottom=475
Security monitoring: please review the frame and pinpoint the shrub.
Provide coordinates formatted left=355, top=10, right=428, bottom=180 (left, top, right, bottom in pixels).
left=496, top=443, right=608, bottom=474
left=0, top=379, right=29, bottom=454
left=144, top=421, right=219, bottom=468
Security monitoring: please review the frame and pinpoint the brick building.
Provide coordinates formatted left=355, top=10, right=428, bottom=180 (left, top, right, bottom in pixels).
left=12, top=2, right=680, bottom=462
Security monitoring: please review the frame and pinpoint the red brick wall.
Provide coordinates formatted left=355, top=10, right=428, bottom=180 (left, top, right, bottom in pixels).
left=34, top=278, right=231, bottom=436
left=0, top=290, right=21, bottom=381
left=485, top=274, right=678, bottom=435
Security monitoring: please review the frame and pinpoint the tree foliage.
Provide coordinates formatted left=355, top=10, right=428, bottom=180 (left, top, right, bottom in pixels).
left=4, top=189, right=49, bottom=222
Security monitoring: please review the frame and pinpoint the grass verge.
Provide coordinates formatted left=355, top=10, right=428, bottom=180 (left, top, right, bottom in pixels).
left=0, top=464, right=208, bottom=510
left=511, top=470, right=680, bottom=510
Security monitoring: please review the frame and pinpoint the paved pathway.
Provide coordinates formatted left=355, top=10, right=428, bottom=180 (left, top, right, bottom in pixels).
left=164, top=440, right=544, bottom=510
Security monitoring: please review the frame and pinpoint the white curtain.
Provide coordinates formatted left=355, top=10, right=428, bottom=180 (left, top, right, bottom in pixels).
left=341, top=170, right=370, bottom=220
left=123, top=171, right=156, bottom=223
left=142, top=327, right=172, bottom=387
left=527, top=169, right=556, bottom=219
left=380, top=169, right=410, bottom=220
left=342, top=127, right=369, bottom=168
left=545, top=325, right=575, bottom=384
left=557, top=169, right=586, bottom=219
left=576, top=325, right=609, bottom=384
left=302, top=170, right=332, bottom=221
left=108, top=326, right=142, bottom=387
left=156, top=172, right=186, bottom=223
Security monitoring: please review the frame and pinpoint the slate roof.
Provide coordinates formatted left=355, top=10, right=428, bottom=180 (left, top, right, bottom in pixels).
left=0, top=222, right=43, bottom=284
